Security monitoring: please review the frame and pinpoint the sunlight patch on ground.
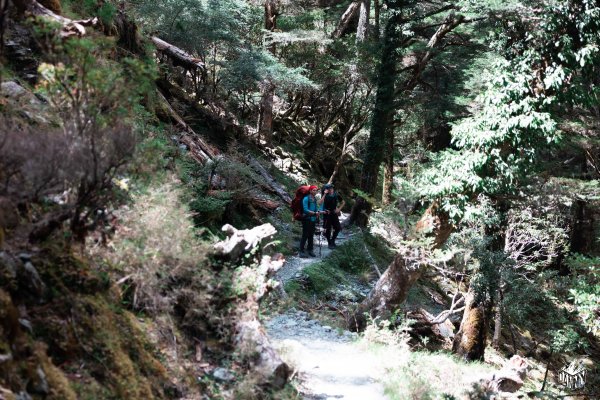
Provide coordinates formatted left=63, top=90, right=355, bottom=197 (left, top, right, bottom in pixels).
left=266, top=311, right=387, bottom=400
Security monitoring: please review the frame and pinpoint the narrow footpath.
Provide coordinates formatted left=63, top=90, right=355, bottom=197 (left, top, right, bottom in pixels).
left=264, top=219, right=389, bottom=400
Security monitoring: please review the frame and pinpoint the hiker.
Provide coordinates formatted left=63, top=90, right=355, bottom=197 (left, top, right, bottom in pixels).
left=299, top=185, right=323, bottom=258
left=319, top=183, right=345, bottom=249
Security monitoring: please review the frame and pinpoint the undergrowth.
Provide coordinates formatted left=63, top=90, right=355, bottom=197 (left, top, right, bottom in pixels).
left=284, top=231, right=390, bottom=299
left=361, top=319, right=495, bottom=400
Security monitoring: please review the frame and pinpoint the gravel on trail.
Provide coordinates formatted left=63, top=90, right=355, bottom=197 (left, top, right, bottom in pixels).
left=265, top=310, right=388, bottom=400
left=265, top=214, right=389, bottom=399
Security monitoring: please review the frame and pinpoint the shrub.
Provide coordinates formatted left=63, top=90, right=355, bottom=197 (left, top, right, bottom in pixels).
left=505, top=204, right=569, bottom=274
left=565, top=254, right=600, bottom=335
left=0, top=28, right=156, bottom=242
left=179, top=151, right=272, bottom=230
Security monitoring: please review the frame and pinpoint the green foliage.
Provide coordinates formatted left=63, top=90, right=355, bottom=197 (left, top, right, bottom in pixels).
left=179, top=153, right=271, bottom=230
left=133, top=0, right=264, bottom=92
left=502, top=270, right=563, bottom=332
left=97, top=2, right=117, bottom=24
left=351, top=188, right=377, bottom=205
left=3, top=24, right=157, bottom=240
left=416, top=0, right=600, bottom=218
left=36, top=33, right=156, bottom=128
left=380, top=348, right=494, bottom=400
left=62, top=0, right=117, bottom=24
left=290, top=234, right=381, bottom=296
left=417, top=60, right=560, bottom=218
left=135, top=0, right=259, bottom=51
left=566, top=254, right=600, bottom=335
left=178, top=158, right=232, bottom=227
left=302, top=260, right=346, bottom=294
left=222, top=49, right=315, bottom=93
left=327, top=238, right=376, bottom=274
left=549, top=326, right=587, bottom=353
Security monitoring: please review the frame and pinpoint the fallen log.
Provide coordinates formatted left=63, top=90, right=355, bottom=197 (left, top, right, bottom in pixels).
left=245, top=155, right=292, bottom=204
left=406, top=308, right=456, bottom=342
left=234, top=253, right=289, bottom=388
left=156, top=91, right=217, bottom=163
left=14, top=0, right=97, bottom=38
left=214, top=223, right=277, bottom=261
left=249, top=197, right=279, bottom=212
left=156, top=77, right=243, bottom=143
left=152, top=36, right=205, bottom=72
left=471, top=355, right=529, bottom=394
left=348, top=203, right=453, bottom=331
left=214, top=224, right=290, bottom=387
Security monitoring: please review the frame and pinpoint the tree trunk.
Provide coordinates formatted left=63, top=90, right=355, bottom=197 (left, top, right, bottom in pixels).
left=113, top=10, right=142, bottom=55
left=214, top=224, right=290, bottom=387
left=382, top=128, right=394, bottom=205
left=258, top=0, right=279, bottom=145
left=258, top=80, right=275, bottom=145
left=373, top=0, right=380, bottom=39
left=358, top=12, right=401, bottom=194
left=349, top=8, right=403, bottom=227
left=349, top=202, right=452, bottom=331
left=348, top=196, right=371, bottom=229
left=348, top=251, right=421, bottom=331
left=452, top=289, right=487, bottom=361
left=492, top=289, right=503, bottom=349
left=356, top=0, right=370, bottom=42
left=332, top=1, right=360, bottom=38
left=0, top=0, right=8, bottom=85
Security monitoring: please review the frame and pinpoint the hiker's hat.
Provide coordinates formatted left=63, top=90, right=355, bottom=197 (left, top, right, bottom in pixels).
left=309, top=185, right=318, bottom=191
left=323, top=183, right=334, bottom=189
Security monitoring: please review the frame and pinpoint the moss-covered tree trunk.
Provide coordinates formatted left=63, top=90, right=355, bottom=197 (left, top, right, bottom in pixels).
left=373, top=0, right=380, bottom=39
left=382, top=127, right=394, bottom=205
left=0, top=0, right=8, bottom=88
left=358, top=12, right=401, bottom=195
left=349, top=203, right=452, bottom=330
left=349, top=4, right=403, bottom=227
left=452, top=289, right=487, bottom=361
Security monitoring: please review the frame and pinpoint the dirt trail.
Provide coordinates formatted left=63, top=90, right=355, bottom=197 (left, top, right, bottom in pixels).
left=265, top=217, right=389, bottom=400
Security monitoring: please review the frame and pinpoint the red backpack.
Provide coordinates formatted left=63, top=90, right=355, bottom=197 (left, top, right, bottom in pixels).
left=291, top=185, right=311, bottom=221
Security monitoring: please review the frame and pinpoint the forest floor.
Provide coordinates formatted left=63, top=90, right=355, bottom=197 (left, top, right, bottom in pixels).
left=264, top=217, right=390, bottom=400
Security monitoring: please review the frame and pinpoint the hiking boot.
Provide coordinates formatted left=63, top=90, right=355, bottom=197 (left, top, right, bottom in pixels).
left=299, top=251, right=308, bottom=258
left=308, top=250, right=316, bottom=257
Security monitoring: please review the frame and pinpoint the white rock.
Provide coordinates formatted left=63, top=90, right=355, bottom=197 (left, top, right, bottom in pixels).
left=212, top=367, right=235, bottom=382
left=1, top=81, right=27, bottom=98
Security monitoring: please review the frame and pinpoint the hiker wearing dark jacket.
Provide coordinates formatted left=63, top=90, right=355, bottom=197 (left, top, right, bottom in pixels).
left=320, top=183, right=345, bottom=249
left=299, top=185, right=322, bottom=257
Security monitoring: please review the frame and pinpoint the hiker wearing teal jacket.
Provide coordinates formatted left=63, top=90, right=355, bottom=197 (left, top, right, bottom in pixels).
left=299, top=185, right=323, bottom=258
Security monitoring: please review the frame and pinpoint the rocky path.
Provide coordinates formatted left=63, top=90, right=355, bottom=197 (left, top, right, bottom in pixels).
left=265, top=218, right=389, bottom=400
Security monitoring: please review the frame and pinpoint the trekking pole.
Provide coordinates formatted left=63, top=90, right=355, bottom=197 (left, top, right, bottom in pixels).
left=319, top=226, right=322, bottom=257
